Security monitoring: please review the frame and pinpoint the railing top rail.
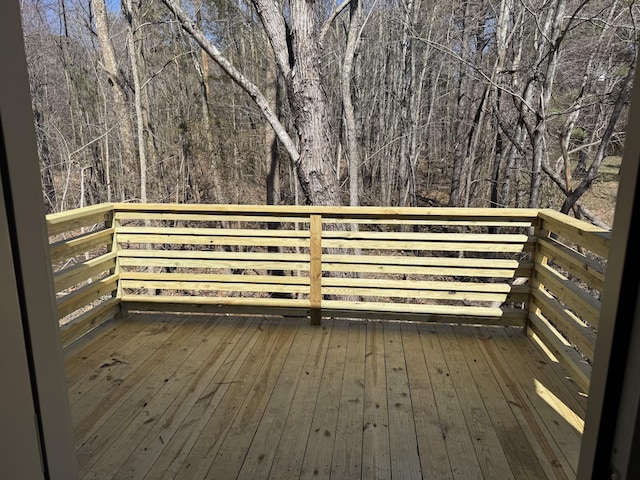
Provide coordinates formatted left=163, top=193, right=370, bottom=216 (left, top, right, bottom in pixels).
left=44, top=204, right=612, bottom=250
left=111, top=203, right=541, bottom=221
left=46, top=203, right=115, bottom=236
left=537, top=209, right=611, bottom=258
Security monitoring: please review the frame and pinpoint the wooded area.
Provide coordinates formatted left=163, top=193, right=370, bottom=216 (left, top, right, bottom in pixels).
left=22, top=0, right=637, bottom=218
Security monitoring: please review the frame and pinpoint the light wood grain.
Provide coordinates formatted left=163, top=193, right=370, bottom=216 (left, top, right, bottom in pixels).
left=50, top=227, right=114, bottom=264
left=66, top=313, right=585, bottom=480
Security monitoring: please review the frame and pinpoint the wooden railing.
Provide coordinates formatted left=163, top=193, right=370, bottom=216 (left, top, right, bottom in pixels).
left=47, top=203, right=609, bottom=391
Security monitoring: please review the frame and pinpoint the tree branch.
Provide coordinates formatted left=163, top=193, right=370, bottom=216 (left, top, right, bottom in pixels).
left=320, top=0, right=353, bottom=42
left=159, top=0, right=300, bottom=163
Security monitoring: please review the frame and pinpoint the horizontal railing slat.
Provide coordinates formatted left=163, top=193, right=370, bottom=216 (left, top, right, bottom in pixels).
left=120, top=271, right=309, bottom=285
left=116, top=226, right=310, bottom=238
left=533, top=264, right=601, bottom=328
left=50, top=228, right=114, bottom=264
left=538, top=209, right=610, bottom=259
left=53, top=252, right=117, bottom=293
left=322, top=286, right=527, bottom=303
left=121, top=280, right=308, bottom=294
left=60, top=298, right=121, bottom=348
left=56, top=274, right=119, bottom=319
left=113, top=203, right=540, bottom=221
left=117, top=249, right=309, bottom=261
left=117, top=233, right=309, bottom=248
left=118, top=258, right=309, bottom=272
left=322, top=239, right=534, bottom=252
left=531, top=289, right=596, bottom=359
left=47, top=203, right=114, bottom=236
left=528, top=310, right=591, bottom=392
left=537, top=237, right=606, bottom=292
left=322, top=230, right=531, bottom=242
left=322, top=263, right=531, bottom=278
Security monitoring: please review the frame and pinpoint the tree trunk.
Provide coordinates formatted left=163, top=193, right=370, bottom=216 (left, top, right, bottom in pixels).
left=92, top=0, right=135, bottom=196
left=342, top=0, right=364, bottom=208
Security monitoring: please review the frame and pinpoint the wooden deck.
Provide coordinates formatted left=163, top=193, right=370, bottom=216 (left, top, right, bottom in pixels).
left=64, top=312, right=586, bottom=480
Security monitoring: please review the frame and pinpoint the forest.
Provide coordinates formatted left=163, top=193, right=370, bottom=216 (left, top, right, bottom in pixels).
left=21, top=0, right=637, bottom=224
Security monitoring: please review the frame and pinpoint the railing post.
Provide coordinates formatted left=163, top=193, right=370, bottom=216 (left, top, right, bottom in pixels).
left=528, top=214, right=549, bottom=334
left=309, top=214, right=322, bottom=325
left=109, top=209, right=127, bottom=319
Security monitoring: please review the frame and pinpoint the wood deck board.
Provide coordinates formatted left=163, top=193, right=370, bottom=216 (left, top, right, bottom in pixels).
left=66, top=313, right=584, bottom=480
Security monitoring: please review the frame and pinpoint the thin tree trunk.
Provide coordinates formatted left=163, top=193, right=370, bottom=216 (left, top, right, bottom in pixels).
left=92, top=0, right=135, bottom=197
left=342, top=0, right=364, bottom=208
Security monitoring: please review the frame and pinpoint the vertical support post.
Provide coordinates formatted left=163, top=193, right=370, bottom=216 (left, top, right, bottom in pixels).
left=110, top=210, right=127, bottom=319
left=528, top=214, right=549, bottom=335
left=309, top=214, right=322, bottom=325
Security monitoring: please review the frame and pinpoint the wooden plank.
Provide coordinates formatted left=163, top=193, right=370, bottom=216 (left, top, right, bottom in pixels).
left=417, top=323, right=484, bottom=478
left=323, top=261, right=532, bottom=278
left=383, top=322, right=422, bottom=479
left=503, top=326, right=588, bottom=415
left=115, top=211, right=310, bottom=224
left=361, top=321, right=391, bottom=479
left=68, top=315, right=190, bottom=429
left=47, top=203, right=114, bottom=236
left=115, top=210, right=534, bottom=227
left=329, top=322, right=366, bottom=479
left=323, top=300, right=508, bottom=317
left=298, top=320, right=348, bottom=479
left=112, top=316, right=255, bottom=480
left=137, top=317, right=268, bottom=480
left=322, top=285, right=528, bottom=303
left=120, top=294, right=308, bottom=308
left=324, top=218, right=535, bottom=227
left=56, top=274, right=118, bottom=319
left=196, top=320, right=304, bottom=480
left=118, top=256, right=311, bottom=272
left=235, top=321, right=316, bottom=480
left=121, top=300, right=310, bottom=319
left=309, top=214, right=322, bottom=326
left=324, top=253, right=526, bottom=269
left=533, top=263, right=601, bottom=328
left=60, top=298, right=120, bottom=348
left=117, top=225, right=310, bottom=238
left=486, top=327, right=583, bottom=475
left=63, top=317, right=151, bottom=388
left=320, top=306, right=527, bottom=326
left=115, top=212, right=309, bottom=224
left=531, top=289, right=597, bottom=360
left=268, top=320, right=334, bottom=480
left=120, top=271, right=309, bottom=285
left=117, top=249, right=310, bottom=262
left=435, top=324, right=515, bottom=478
left=538, top=209, right=610, bottom=259
left=116, top=232, right=309, bottom=248
left=528, top=311, right=591, bottom=393
left=454, top=325, right=548, bottom=479
left=49, top=227, right=114, bottom=263
left=322, top=276, right=527, bottom=293
left=75, top=315, right=212, bottom=477
left=120, top=279, right=308, bottom=295
left=53, top=252, right=117, bottom=292
left=400, top=323, right=453, bottom=479
left=112, top=202, right=539, bottom=221
left=471, top=327, right=574, bottom=480
left=322, top=238, right=534, bottom=253
left=323, top=230, right=530, bottom=242
left=538, top=236, right=606, bottom=292
left=169, top=319, right=291, bottom=480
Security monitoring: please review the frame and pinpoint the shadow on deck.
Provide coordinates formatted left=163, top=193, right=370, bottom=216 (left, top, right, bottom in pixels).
left=65, top=312, right=585, bottom=480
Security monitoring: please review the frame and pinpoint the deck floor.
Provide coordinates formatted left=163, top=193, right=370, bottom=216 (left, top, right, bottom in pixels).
left=64, top=312, right=586, bottom=480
